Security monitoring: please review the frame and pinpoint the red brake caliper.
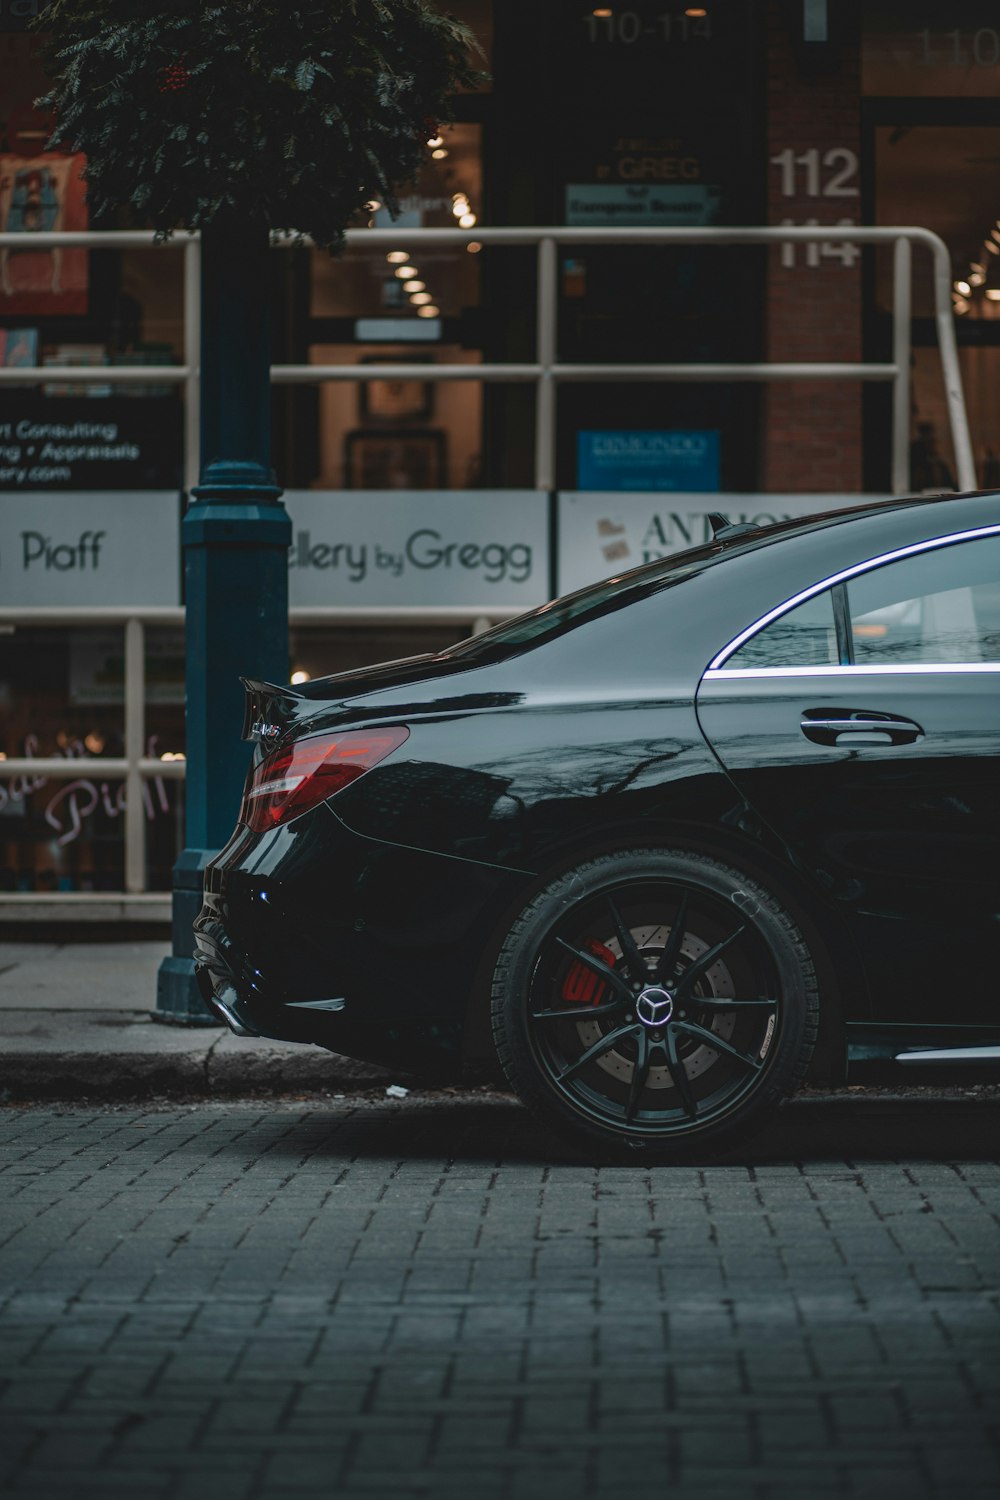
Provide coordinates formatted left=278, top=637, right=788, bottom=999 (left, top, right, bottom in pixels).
left=561, top=940, right=617, bottom=1006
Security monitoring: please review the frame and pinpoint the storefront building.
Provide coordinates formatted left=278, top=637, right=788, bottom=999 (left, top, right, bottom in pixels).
left=1, top=0, right=998, bottom=911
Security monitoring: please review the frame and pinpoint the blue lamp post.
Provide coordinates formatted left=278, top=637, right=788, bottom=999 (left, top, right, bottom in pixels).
left=156, top=223, right=291, bottom=1021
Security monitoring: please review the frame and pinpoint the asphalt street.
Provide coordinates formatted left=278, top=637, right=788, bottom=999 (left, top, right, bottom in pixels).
left=1, top=1091, right=998, bottom=1499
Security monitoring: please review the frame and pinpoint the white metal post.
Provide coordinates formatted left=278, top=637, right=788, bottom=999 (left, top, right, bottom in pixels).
left=892, top=236, right=912, bottom=495
left=535, top=237, right=557, bottom=491
left=124, top=617, right=146, bottom=894
left=927, top=233, right=977, bottom=491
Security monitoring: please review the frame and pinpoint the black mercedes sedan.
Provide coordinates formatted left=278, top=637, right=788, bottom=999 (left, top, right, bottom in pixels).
left=195, top=491, right=1000, bottom=1159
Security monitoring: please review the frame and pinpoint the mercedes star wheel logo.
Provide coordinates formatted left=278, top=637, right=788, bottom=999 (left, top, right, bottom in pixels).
left=635, top=987, right=674, bottom=1028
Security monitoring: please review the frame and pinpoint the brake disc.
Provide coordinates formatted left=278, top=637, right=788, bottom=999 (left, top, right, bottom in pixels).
left=574, top=923, right=736, bottom=1087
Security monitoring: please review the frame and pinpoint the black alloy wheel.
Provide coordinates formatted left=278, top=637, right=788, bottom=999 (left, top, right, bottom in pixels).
left=491, top=850, right=819, bottom=1161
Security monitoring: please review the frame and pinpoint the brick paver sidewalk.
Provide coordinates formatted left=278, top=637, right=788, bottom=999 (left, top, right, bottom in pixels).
left=0, top=1093, right=997, bottom=1498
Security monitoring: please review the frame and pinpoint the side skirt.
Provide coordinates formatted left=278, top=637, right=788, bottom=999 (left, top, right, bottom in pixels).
left=847, top=1022, right=1000, bottom=1082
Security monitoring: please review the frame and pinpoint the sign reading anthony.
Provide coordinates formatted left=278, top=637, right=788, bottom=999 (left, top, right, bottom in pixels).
left=286, top=491, right=550, bottom=609
left=578, top=431, right=720, bottom=492
left=558, top=491, right=883, bottom=594
left=0, top=396, right=182, bottom=490
left=0, top=491, right=181, bottom=605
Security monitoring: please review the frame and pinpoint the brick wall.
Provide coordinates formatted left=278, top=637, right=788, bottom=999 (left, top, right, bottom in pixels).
left=763, top=4, right=863, bottom=493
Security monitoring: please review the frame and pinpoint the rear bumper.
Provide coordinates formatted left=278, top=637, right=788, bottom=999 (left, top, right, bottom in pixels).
left=194, top=926, right=262, bottom=1037
left=192, top=805, right=525, bottom=1064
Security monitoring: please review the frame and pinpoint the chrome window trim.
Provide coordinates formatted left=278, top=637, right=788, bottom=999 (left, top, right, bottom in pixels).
left=705, top=662, right=1000, bottom=680
left=707, top=523, right=1000, bottom=672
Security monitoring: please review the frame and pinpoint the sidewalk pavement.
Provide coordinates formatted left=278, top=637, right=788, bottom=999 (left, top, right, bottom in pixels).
left=0, top=940, right=392, bottom=1099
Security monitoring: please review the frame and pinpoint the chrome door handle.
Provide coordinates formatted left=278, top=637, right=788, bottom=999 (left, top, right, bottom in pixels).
left=800, top=710, right=924, bottom=747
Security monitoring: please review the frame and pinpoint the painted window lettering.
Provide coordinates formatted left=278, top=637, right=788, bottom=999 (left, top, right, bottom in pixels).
left=288, top=528, right=532, bottom=586
left=404, top=529, right=532, bottom=584
left=21, top=531, right=106, bottom=569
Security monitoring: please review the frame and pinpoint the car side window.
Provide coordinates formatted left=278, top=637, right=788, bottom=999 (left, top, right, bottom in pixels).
left=726, top=590, right=839, bottom=669
left=848, top=536, right=1000, bottom=664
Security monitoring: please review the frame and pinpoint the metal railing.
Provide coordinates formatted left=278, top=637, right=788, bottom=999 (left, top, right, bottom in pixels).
left=0, top=223, right=978, bottom=492
left=0, top=224, right=978, bottom=898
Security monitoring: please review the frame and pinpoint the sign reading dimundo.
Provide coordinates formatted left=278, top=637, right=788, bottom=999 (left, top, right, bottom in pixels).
left=558, top=492, right=883, bottom=594
left=578, top=430, right=720, bottom=492
left=285, top=491, right=550, bottom=608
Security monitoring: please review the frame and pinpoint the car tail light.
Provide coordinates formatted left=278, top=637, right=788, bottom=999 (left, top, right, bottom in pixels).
left=241, top=726, right=409, bottom=832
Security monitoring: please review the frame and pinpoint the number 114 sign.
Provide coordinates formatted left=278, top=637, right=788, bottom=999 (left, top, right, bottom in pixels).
left=771, top=145, right=860, bottom=270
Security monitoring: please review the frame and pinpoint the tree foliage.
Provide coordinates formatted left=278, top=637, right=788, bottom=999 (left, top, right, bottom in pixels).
left=36, top=0, right=482, bottom=249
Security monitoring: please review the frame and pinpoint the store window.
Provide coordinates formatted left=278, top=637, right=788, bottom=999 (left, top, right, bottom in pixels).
left=864, top=1, right=1000, bottom=493
left=0, top=626, right=184, bottom=893
left=303, top=121, right=485, bottom=490
left=871, top=121, right=1000, bottom=491
left=1, top=23, right=187, bottom=496
left=863, top=1, right=1000, bottom=99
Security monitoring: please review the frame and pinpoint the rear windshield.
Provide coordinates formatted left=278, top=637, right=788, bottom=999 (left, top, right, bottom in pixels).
left=441, top=541, right=727, bottom=661
left=440, top=497, right=922, bottom=665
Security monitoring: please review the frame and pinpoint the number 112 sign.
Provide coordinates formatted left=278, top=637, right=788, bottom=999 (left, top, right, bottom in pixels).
left=770, top=144, right=860, bottom=271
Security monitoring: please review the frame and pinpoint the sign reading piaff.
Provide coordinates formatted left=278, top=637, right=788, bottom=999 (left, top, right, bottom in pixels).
left=557, top=492, right=882, bottom=593
left=0, top=491, right=181, bottom=605
left=285, top=491, right=550, bottom=609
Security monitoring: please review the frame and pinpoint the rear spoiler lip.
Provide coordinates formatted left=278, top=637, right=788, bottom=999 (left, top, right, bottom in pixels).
left=240, top=677, right=303, bottom=743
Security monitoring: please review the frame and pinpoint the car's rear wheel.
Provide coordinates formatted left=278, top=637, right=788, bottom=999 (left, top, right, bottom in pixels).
left=491, top=850, right=819, bottom=1161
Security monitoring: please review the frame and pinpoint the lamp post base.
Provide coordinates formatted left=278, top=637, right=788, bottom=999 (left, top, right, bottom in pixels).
left=154, top=849, right=220, bottom=1024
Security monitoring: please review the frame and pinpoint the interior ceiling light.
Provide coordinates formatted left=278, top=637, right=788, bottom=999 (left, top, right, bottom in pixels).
left=290, top=670, right=311, bottom=685
left=685, top=6, right=708, bottom=14
left=953, top=296, right=970, bottom=314
left=365, top=200, right=382, bottom=212
left=955, top=280, right=972, bottom=295
left=417, top=305, right=440, bottom=318
left=987, top=289, right=1000, bottom=301
left=426, top=135, right=443, bottom=148
left=394, top=265, right=418, bottom=278
left=431, top=148, right=448, bottom=159
left=969, top=272, right=986, bottom=286
left=386, top=250, right=409, bottom=264
left=985, top=240, right=999, bottom=255
left=466, top=241, right=482, bottom=254
left=410, top=291, right=433, bottom=305
left=593, top=7, right=612, bottom=14
left=403, top=279, right=426, bottom=293
left=459, top=213, right=477, bottom=228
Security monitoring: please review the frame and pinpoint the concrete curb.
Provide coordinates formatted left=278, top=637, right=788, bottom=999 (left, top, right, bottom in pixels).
left=1, top=1043, right=392, bottom=1101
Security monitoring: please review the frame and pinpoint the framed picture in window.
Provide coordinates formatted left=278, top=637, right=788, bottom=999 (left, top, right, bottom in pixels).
left=345, top=428, right=446, bottom=489
left=359, top=355, right=434, bottom=424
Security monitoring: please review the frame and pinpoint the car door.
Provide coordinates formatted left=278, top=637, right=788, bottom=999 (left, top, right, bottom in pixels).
left=695, top=527, right=1000, bottom=1027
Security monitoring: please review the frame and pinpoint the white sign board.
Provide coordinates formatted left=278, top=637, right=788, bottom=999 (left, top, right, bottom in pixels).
left=285, top=491, right=550, bottom=609
left=0, top=491, right=181, bottom=606
left=558, top=492, right=885, bottom=594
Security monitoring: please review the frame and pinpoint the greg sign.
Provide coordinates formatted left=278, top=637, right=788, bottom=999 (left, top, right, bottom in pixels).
left=285, top=491, right=549, bottom=608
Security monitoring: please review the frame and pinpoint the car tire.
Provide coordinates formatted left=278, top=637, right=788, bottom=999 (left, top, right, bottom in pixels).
left=490, top=849, right=819, bottom=1161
